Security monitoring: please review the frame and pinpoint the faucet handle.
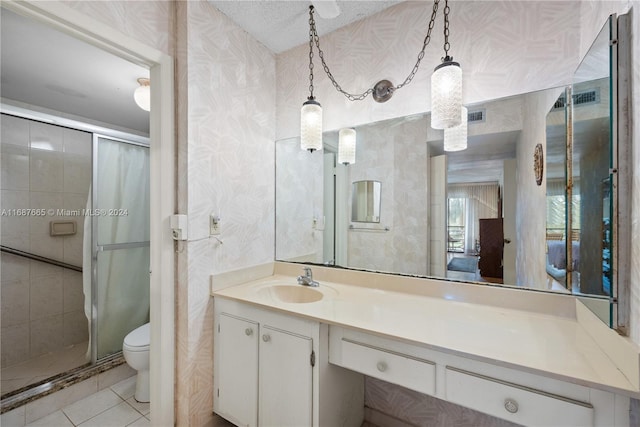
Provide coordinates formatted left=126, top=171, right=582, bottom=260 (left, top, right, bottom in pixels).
left=303, top=266, right=312, bottom=277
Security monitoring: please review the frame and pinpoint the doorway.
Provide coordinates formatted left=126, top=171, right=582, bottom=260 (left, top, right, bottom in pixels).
left=0, top=2, right=174, bottom=424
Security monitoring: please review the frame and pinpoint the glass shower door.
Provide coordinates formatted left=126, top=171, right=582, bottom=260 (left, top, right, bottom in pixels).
left=93, top=135, right=150, bottom=360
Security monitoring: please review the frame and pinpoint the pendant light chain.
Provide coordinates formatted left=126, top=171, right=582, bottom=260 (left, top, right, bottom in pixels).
left=443, top=0, right=451, bottom=61
left=307, top=0, right=441, bottom=101
left=308, top=5, right=372, bottom=101
left=308, top=10, right=316, bottom=100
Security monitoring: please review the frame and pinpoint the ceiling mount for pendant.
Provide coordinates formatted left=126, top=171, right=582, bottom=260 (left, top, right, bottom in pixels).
left=372, top=80, right=394, bottom=103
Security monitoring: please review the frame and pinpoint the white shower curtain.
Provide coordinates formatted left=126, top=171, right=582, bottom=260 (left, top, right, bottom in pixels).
left=83, top=137, right=150, bottom=358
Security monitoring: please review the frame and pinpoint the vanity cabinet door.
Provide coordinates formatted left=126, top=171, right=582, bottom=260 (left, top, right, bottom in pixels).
left=259, top=325, right=313, bottom=427
left=216, top=314, right=259, bottom=427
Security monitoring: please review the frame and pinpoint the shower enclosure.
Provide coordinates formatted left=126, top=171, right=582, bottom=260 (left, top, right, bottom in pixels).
left=0, top=108, right=149, bottom=405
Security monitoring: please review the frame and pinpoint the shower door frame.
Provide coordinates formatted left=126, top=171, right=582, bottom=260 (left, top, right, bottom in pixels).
left=2, top=1, right=177, bottom=425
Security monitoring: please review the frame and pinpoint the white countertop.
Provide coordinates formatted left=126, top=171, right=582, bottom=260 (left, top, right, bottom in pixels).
left=211, top=264, right=640, bottom=397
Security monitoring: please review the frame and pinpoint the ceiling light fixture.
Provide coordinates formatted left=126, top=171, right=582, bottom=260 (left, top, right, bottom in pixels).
left=134, top=78, right=150, bottom=112
left=300, top=0, right=462, bottom=151
left=443, top=106, right=467, bottom=151
left=338, top=128, right=356, bottom=165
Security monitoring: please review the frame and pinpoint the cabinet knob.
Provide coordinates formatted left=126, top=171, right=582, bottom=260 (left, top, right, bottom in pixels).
left=244, top=328, right=253, bottom=336
left=262, top=334, right=271, bottom=342
left=504, top=398, right=518, bottom=414
left=376, top=362, right=387, bottom=372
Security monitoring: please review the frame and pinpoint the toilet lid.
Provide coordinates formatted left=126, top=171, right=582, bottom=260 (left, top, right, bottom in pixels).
left=124, top=323, right=150, bottom=348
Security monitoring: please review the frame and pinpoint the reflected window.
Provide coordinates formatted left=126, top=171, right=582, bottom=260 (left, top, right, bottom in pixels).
left=447, top=198, right=465, bottom=253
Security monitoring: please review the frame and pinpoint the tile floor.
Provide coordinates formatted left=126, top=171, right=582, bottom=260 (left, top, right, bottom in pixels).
left=2, top=342, right=89, bottom=395
left=16, top=376, right=149, bottom=427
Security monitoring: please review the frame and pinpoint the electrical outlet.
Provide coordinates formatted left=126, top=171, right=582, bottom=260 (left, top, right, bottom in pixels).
left=210, top=214, right=220, bottom=235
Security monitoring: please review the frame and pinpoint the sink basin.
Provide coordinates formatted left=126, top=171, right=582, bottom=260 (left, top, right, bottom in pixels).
left=257, top=285, right=324, bottom=303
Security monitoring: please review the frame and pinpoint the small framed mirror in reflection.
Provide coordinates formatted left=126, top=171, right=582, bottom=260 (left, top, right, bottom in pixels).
left=351, top=180, right=381, bottom=223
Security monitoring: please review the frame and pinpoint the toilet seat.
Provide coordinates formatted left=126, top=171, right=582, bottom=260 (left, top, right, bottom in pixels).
left=123, top=323, right=150, bottom=352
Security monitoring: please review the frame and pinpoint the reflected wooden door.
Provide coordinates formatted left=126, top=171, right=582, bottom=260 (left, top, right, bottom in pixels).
left=479, top=218, right=504, bottom=279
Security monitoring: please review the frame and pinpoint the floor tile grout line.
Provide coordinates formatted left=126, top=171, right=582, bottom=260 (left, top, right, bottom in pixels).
left=61, top=389, right=126, bottom=426
left=73, top=400, right=131, bottom=427
left=122, top=398, right=149, bottom=417
left=60, top=409, right=76, bottom=427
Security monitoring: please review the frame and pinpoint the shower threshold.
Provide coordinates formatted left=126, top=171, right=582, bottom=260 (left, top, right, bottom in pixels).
left=0, top=352, right=126, bottom=414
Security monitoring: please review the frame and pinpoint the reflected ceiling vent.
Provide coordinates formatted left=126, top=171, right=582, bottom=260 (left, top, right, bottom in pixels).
left=553, top=88, right=600, bottom=110
left=467, top=108, right=485, bottom=124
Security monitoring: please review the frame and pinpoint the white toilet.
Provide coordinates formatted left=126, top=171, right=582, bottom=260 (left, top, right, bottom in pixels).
left=123, top=322, right=150, bottom=403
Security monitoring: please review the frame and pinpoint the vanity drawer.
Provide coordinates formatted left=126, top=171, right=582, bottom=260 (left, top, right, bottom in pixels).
left=445, top=366, right=593, bottom=426
left=339, top=338, right=436, bottom=396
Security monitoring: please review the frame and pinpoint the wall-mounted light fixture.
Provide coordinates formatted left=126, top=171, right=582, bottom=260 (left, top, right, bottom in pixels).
left=338, top=128, right=356, bottom=165
left=300, top=0, right=462, bottom=151
left=444, top=106, right=467, bottom=151
left=134, top=78, right=150, bottom=112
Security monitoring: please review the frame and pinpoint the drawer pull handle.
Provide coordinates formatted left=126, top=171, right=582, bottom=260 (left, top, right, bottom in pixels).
left=376, top=362, right=387, bottom=372
left=504, top=398, right=518, bottom=414
left=245, top=328, right=253, bottom=336
left=262, top=334, right=271, bottom=342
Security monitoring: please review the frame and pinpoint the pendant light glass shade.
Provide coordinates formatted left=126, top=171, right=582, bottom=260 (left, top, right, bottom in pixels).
left=338, top=128, right=356, bottom=165
left=134, top=78, right=151, bottom=112
left=301, top=98, right=323, bottom=152
left=444, top=106, right=468, bottom=152
left=430, top=61, right=462, bottom=129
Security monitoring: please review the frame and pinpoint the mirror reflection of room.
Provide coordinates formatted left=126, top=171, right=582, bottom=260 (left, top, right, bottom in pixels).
left=274, top=10, right=631, bottom=333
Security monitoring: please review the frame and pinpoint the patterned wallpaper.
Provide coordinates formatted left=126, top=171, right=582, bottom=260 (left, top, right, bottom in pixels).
left=174, top=1, right=276, bottom=425
left=61, top=0, right=173, bottom=56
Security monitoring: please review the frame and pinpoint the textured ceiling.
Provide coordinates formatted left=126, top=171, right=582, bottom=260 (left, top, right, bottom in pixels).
left=208, top=0, right=404, bottom=53
left=1, top=8, right=150, bottom=134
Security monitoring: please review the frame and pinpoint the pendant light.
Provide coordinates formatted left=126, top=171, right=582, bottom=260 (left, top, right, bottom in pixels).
left=444, top=106, right=467, bottom=151
left=298, top=1, right=463, bottom=143
left=338, top=128, right=356, bottom=165
left=430, top=0, right=462, bottom=129
left=134, top=78, right=150, bottom=112
left=300, top=6, right=323, bottom=152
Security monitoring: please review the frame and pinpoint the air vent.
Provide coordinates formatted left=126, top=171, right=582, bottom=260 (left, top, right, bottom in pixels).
left=553, top=88, right=600, bottom=110
left=467, top=109, right=485, bottom=123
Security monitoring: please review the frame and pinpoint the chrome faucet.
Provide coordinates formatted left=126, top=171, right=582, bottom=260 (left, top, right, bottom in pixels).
left=297, top=267, right=319, bottom=287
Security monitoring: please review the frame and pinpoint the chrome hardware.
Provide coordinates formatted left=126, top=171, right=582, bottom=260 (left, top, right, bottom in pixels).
left=376, top=361, right=387, bottom=372
left=262, top=334, right=270, bottom=342
left=245, top=328, right=253, bottom=336
left=297, top=267, right=320, bottom=287
left=504, top=398, right=519, bottom=414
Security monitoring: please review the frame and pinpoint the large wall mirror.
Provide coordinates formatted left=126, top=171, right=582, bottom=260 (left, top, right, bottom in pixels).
left=275, top=14, right=630, bottom=331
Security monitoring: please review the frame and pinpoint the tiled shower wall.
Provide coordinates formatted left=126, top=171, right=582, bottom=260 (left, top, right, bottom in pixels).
left=1, top=114, right=91, bottom=368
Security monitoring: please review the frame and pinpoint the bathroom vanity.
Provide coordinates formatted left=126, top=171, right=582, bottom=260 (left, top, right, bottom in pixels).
left=211, top=262, right=639, bottom=427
